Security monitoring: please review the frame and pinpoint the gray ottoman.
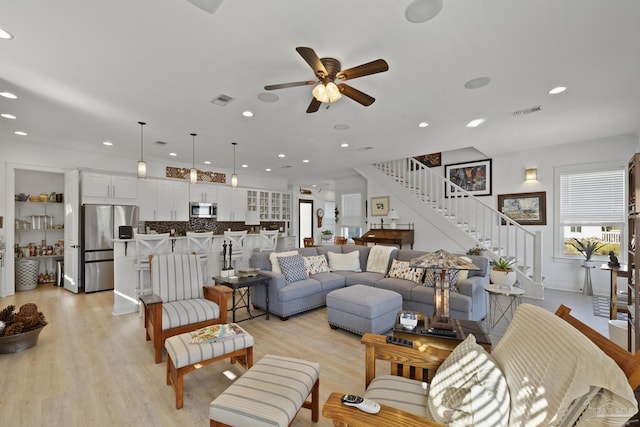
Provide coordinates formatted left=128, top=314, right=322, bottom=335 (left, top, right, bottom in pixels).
left=326, top=284, right=402, bottom=335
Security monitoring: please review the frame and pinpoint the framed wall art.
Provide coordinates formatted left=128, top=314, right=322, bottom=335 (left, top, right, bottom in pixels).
left=497, top=191, right=547, bottom=225
left=444, top=158, right=492, bottom=197
left=370, top=196, right=390, bottom=216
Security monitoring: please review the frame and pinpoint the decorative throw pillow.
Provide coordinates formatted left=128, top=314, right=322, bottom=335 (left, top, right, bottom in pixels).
left=304, top=255, right=330, bottom=275
left=268, top=250, right=298, bottom=274
left=327, top=251, right=362, bottom=272
left=428, top=334, right=510, bottom=427
left=387, top=259, right=425, bottom=285
left=277, top=255, right=309, bottom=283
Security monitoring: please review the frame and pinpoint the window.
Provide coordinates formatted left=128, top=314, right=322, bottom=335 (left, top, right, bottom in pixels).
left=557, top=164, right=625, bottom=259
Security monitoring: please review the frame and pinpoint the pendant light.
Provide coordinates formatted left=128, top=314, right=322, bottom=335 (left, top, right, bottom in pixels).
left=137, top=121, right=147, bottom=179
left=190, top=133, right=198, bottom=184
left=231, top=142, right=238, bottom=188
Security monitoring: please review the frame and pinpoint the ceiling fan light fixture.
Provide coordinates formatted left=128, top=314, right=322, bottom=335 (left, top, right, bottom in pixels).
left=326, top=82, right=342, bottom=102
left=312, top=82, right=342, bottom=103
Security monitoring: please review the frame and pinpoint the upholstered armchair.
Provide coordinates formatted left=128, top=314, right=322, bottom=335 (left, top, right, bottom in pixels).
left=140, top=254, right=232, bottom=363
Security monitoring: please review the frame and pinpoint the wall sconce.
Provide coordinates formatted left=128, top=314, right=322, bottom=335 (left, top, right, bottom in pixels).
left=525, top=168, right=537, bottom=181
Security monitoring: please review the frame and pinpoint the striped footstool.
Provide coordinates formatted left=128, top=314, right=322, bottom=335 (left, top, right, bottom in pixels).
left=209, top=354, right=320, bottom=427
left=164, top=325, right=254, bottom=409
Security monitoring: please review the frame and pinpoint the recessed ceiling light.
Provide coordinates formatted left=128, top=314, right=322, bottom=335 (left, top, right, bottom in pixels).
left=169, top=152, right=177, bottom=157
left=103, top=141, right=113, bottom=146
left=204, top=161, right=211, bottom=165
left=549, top=86, right=567, bottom=95
left=278, top=153, right=285, bottom=158
left=466, top=118, right=486, bottom=128
left=417, top=122, right=429, bottom=128
left=0, top=28, right=13, bottom=40
left=302, top=159, right=310, bottom=163
left=464, top=77, right=491, bottom=89
left=405, top=0, right=443, bottom=23
left=312, top=184, right=317, bottom=188
left=265, top=168, right=271, bottom=172
left=334, top=124, right=350, bottom=131
left=340, top=143, right=349, bottom=148
left=241, top=164, right=248, bottom=168
left=14, top=131, right=27, bottom=136
left=0, top=91, right=17, bottom=99
left=242, top=110, right=254, bottom=117
left=1, top=113, right=16, bottom=119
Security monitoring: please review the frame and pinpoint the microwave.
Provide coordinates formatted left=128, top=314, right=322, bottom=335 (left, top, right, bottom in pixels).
left=189, top=202, right=217, bottom=219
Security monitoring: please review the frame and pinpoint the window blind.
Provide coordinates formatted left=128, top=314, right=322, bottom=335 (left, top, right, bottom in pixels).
left=341, top=193, right=362, bottom=226
left=560, top=169, right=625, bottom=224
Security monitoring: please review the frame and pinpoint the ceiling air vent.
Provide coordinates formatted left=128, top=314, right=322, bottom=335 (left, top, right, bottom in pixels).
left=211, top=94, right=234, bottom=106
left=358, top=146, right=374, bottom=151
left=511, top=105, right=542, bottom=117
left=156, top=140, right=168, bottom=145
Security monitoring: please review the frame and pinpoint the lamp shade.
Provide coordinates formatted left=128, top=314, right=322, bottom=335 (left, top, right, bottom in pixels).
left=387, top=209, right=400, bottom=220
left=409, top=249, right=480, bottom=271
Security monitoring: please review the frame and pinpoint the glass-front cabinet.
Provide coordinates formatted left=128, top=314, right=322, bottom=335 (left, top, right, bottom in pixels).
left=270, top=192, right=281, bottom=220
left=281, top=192, right=291, bottom=221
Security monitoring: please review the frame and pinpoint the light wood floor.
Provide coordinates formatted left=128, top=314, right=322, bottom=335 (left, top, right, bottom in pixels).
left=0, top=285, right=608, bottom=427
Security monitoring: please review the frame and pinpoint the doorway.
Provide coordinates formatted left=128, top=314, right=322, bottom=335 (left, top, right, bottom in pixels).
left=298, top=199, right=313, bottom=247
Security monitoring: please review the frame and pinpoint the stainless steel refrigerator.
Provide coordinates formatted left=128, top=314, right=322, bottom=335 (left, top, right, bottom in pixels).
left=81, top=204, right=138, bottom=293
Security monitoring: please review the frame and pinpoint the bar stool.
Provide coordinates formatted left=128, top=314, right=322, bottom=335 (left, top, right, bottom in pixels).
left=258, top=230, right=279, bottom=252
left=186, top=231, right=214, bottom=284
left=134, top=233, right=170, bottom=300
left=223, top=230, right=248, bottom=271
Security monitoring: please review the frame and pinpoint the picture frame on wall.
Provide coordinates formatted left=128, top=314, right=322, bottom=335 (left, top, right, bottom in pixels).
left=497, top=191, right=547, bottom=225
left=444, top=158, right=492, bottom=197
left=370, top=196, right=390, bottom=216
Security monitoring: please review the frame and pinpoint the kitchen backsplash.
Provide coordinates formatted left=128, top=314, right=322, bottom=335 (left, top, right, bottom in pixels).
left=143, top=219, right=286, bottom=236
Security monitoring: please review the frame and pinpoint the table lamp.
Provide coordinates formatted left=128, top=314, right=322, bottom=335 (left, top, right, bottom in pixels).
left=245, top=210, right=260, bottom=233
left=387, top=209, right=400, bottom=229
left=410, top=249, right=480, bottom=330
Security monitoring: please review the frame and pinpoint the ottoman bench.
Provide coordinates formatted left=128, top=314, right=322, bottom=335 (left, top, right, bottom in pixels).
left=327, top=284, right=402, bottom=335
left=165, top=324, right=254, bottom=409
left=209, top=354, right=320, bottom=427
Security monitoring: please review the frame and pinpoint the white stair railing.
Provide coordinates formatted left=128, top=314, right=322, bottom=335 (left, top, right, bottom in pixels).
left=374, top=158, right=543, bottom=285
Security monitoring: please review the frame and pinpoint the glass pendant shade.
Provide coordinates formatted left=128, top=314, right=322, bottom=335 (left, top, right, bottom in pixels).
left=231, top=173, right=238, bottom=188
left=137, top=121, right=147, bottom=179
left=190, top=168, right=198, bottom=184
left=190, top=133, right=198, bottom=184
left=312, top=82, right=342, bottom=103
left=231, top=142, right=238, bottom=188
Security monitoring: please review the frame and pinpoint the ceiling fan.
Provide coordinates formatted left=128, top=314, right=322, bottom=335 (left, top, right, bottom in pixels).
left=264, top=47, right=389, bottom=113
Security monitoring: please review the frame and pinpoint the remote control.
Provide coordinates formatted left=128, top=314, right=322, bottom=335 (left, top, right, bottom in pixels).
left=386, top=335, right=413, bottom=347
left=421, top=328, right=457, bottom=337
left=341, top=394, right=381, bottom=414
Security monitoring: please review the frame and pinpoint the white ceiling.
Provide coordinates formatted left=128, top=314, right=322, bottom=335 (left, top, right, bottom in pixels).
left=1, top=0, right=639, bottom=187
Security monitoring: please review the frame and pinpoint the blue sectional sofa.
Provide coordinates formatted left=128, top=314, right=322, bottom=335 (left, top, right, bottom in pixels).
left=249, top=244, right=489, bottom=321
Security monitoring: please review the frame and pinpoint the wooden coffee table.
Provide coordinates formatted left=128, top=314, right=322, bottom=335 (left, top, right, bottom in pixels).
left=213, top=274, right=270, bottom=322
left=393, top=312, right=491, bottom=352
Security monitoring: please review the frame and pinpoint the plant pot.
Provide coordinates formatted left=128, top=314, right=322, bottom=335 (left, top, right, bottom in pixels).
left=490, top=269, right=516, bottom=288
left=582, top=260, right=597, bottom=268
left=321, top=234, right=332, bottom=243
left=0, top=325, right=46, bottom=354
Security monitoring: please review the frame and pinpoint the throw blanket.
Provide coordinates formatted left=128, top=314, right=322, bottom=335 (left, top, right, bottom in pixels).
left=492, top=304, right=637, bottom=426
left=366, top=245, right=396, bottom=274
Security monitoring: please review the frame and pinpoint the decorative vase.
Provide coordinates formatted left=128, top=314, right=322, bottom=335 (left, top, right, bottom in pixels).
left=0, top=325, right=46, bottom=354
left=490, top=269, right=516, bottom=288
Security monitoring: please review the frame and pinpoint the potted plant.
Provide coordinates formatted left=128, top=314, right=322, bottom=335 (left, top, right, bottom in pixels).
left=466, top=245, right=485, bottom=256
left=489, top=256, right=516, bottom=288
left=569, top=238, right=606, bottom=267
left=321, top=229, right=333, bottom=243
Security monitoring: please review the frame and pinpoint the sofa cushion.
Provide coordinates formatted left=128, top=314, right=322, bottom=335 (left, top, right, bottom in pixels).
left=411, top=286, right=472, bottom=313
left=387, top=259, right=425, bottom=285
left=327, top=251, right=361, bottom=272
left=162, top=299, right=221, bottom=330
left=303, top=254, right=330, bottom=275
left=366, top=245, right=396, bottom=274
left=428, top=334, right=510, bottom=427
left=308, top=271, right=346, bottom=292
left=277, top=278, right=322, bottom=301
left=297, top=247, right=319, bottom=257
left=345, top=271, right=386, bottom=287
left=341, top=244, right=371, bottom=270
left=374, top=277, right=419, bottom=300
left=365, top=374, right=430, bottom=419
left=269, top=250, right=298, bottom=274
left=278, top=255, right=309, bottom=283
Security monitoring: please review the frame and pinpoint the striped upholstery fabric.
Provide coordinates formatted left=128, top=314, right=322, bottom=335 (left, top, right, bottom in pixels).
left=365, top=374, right=430, bottom=418
left=151, top=254, right=220, bottom=330
left=165, top=325, right=254, bottom=369
left=209, top=354, right=320, bottom=427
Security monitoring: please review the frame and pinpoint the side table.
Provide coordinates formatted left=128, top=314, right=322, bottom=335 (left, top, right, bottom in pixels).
left=600, top=263, right=628, bottom=320
left=484, top=284, right=525, bottom=331
left=212, top=274, right=270, bottom=322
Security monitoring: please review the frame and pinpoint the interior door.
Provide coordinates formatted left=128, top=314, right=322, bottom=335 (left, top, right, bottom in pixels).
left=64, top=169, right=80, bottom=293
left=298, top=199, right=313, bottom=247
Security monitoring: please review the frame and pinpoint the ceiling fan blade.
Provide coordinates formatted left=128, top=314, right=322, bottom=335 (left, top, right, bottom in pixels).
left=338, top=83, right=375, bottom=106
left=306, top=97, right=322, bottom=113
left=264, top=80, right=316, bottom=91
left=337, top=59, right=389, bottom=81
left=296, top=47, right=329, bottom=79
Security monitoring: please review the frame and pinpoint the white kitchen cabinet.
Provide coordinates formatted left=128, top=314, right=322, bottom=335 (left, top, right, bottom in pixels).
left=281, top=192, right=292, bottom=221
left=246, top=189, right=258, bottom=215
left=81, top=171, right=137, bottom=204
left=156, top=180, right=189, bottom=221
left=136, top=179, right=157, bottom=221
left=259, top=190, right=270, bottom=221
left=190, top=184, right=218, bottom=203
left=270, top=192, right=281, bottom=220
left=217, top=187, right=246, bottom=221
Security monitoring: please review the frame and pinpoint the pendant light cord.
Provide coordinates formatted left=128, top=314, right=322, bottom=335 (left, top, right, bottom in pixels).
left=191, top=133, right=196, bottom=168
left=138, top=121, right=146, bottom=159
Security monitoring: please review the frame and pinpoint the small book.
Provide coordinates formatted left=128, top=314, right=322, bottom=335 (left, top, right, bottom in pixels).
left=190, top=323, right=244, bottom=344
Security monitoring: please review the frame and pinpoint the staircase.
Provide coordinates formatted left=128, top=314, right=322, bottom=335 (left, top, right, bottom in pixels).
left=360, top=158, right=543, bottom=298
